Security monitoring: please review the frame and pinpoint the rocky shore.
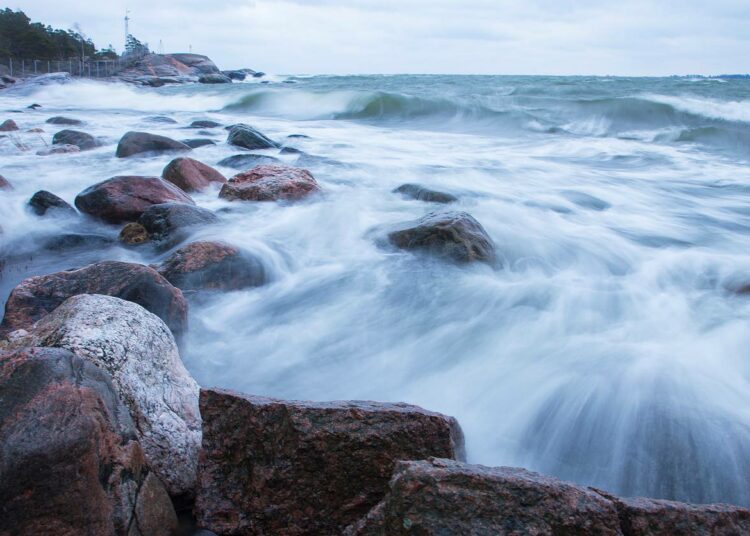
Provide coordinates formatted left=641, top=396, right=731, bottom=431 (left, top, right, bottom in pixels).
left=2, top=108, right=750, bottom=535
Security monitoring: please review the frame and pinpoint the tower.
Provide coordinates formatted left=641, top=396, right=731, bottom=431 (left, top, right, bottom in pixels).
left=124, top=9, right=130, bottom=43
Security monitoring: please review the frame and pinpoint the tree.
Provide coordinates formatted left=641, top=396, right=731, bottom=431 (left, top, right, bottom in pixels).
left=124, top=34, right=149, bottom=58
left=0, top=9, right=97, bottom=60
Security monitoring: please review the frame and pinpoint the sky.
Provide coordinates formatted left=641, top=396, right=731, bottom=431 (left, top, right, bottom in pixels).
left=15, top=0, right=750, bottom=76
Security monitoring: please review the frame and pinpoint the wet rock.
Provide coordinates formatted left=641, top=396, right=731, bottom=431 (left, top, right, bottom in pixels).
left=226, top=124, right=279, bottom=150
left=36, top=143, right=80, bottom=155
left=182, top=138, right=217, bottom=149
left=561, top=190, right=611, bottom=211
left=163, top=157, right=226, bottom=192
left=27, top=127, right=44, bottom=133
left=46, top=116, right=83, bottom=125
left=0, top=260, right=188, bottom=337
left=199, top=74, right=232, bottom=84
left=52, top=129, right=100, bottom=150
left=287, top=133, right=311, bottom=139
left=0, top=346, right=177, bottom=536
left=144, top=115, right=178, bottom=124
left=394, top=183, right=458, bottom=203
left=190, top=120, right=222, bottom=129
left=0, top=119, right=19, bottom=131
left=75, top=175, right=195, bottom=224
left=216, top=153, right=282, bottom=169
left=222, top=70, right=247, bottom=81
left=120, top=222, right=150, bottom=245
left=7, top=295, right=201, bottom=497
left=0, top=175, right=12, bottom=190
left=116, top=131, right=191, bottom=158
left=157, top=241, right=266, bottom=291
left=166, top=53, right=221, bottom=75
left=219, top=164, right=321, bottom=202
left=138, top=202, right=219, bottom=244
left=41, top=233, right=113, bottom=252
left=387, top=211, right=496, bottom=264
left=195, top=390, right=465, bottom=535
left=28, top=190, right=77, bottom=216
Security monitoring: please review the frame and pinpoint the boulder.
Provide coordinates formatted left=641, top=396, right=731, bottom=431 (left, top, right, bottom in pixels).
left=189, top=120, right=222, bottom=129
left=182, top=138, right=217, bottom=149
left=163, top=157, right=226, bottom=192
left=348, top=458, right=750, bottom=536
left=28, top=190, right=77, bottom=216
left=0, top=175, right=12, bottom=190
left=0, top=260, right=188, bottom=337
left=216, top=153, right=282, bottom=169
left=52, top=129, right=100, bottom=150
left=219, top=164, right=321, bottom=202
left=138, top=202, right=219, bottom=244
left=116, top=131, right=191, bottom=158
left=7, top=295, right=201, bottom=497
left=0, top=346, right=177, bottom=536
left=120, top=222, right=150, bottom=245
left=194, top=390, right=465, bottom=535
left=36, top=143, right=80, bottom=155
left=75, top=175, right=195, bottom=224
left=46, top=116, right=83, bottom=125
left=222, top=70, right=247, bottom=81
left=166, top=53, right=220, bottom=75
left=199, top=74, right=232, bottom=84
left=157, top=241, right=266, bottom=291
left=0, top=119, right=19, bottom=131
left=387, top=211, right=496, bottom=264
left=394, top=183, right=458, bottom=203
left=226, top=124, right=278, bottom=150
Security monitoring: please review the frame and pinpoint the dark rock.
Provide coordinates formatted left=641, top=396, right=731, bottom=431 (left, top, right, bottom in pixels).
left=219, top=164, right=321, bottom=202
left=116, top=131, right=191, bottom=158
left=227, top=124, right=278, bottom=150
left=182, top=138, right=217, bottom=148
left=120, top=222, right=150, bottom=245
left=41, top=233, right=113, bottom=252
left=199, top=74, right=232, bottom=84
left=194, top=389, right=465, bottom=536
left=75, top=175, right=195, bottom=224
left=253, top=71, right=266, bottom=78
left=52, top=129, right=100, bottom=150
left=0, top=175, right=12, bottom=190
left=0, top=119, right=19, bottom=131
left=189, top=120, right=222, bottom=129
left=216, top=153, right=282, bottom=169
left=0, top=260, right=188, bottom=336
left=0, top=346, right=177, bottom=536
left=138, top=202, right=219, bottom=243
left=287, top=133, right=311, bottom=139
left=387, top=211, right=496, bottom=264
left=27, top=103, right=42, bottom=109
left=157, top=241, right=266, bottom=291
left=28, top=190, right=77, bottom=216
left=144, top=115, right=178, bottom=124
left=163, top=157, right=226, bottom=192
left=222, top=70, right=246, bottom=81
left=279, top=146, right=303, bottom=154
left=46, top=116, right=83, bottom=125
left=394, top=183, right=458, bottom=203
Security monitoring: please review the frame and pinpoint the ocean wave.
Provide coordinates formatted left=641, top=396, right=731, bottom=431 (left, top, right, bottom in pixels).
left=642, top=94, right=750, bottom=124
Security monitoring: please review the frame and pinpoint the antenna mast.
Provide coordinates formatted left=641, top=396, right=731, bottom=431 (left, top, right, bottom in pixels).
left=124, top=9, right=131, bottom=44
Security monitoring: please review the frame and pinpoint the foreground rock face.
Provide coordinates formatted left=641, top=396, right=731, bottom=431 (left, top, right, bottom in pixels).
left=28, top=190, right=77, bottom=216
left=195, top=389, right=465, bottom=535
left=157, top=241, right=266, bottom=291
left=394, top=183, right=458, bottom=204
left=219, top=164, right=321, bottom=202
left=388, top=211, right=496, bottom=264
left=348, top=458, right=750, bottom=536
left=226, top=124, right=278, bottom=150
left=163, top=156, right=226, bottom=192
left=0, top=346, right=177, bottom=536
left=0, top=260, right=188, bottom=337
left=52, top=129, right=100, bottom=150
left=75, top=175, right=195, bottom=223
left=138, top=202, right=219, bottom=244
left=8, top=295, right=201, bottom=498
left=116, top=131, right=191, bottom=158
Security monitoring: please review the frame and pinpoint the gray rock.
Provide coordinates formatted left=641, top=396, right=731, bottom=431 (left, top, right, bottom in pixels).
left=227, top=124, right=279, bottom=150
left=394, top=183, right=458, bottom=203
left=217, top=153, right=282, bottom=169
left=198, top=74, right=232, bottom=84
left=52, top=129, right=100, bottom=150
left=28, top=190, right=77, bottom=216
left=116, top=131, right=191, bottom=158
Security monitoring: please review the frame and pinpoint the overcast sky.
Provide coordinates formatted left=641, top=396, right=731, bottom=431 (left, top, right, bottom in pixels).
left=15, top=0, right=750, bottom=75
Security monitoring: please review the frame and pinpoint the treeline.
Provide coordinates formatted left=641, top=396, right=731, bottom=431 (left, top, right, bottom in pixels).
left=0, top=8, right=117, bottom=60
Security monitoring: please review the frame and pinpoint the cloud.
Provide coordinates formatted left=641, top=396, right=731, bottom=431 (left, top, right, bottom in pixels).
left=14, top=0, right=750, bottom=75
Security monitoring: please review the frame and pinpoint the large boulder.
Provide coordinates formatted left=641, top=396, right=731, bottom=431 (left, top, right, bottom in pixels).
left=163, top=157, right=226, bottom=192
left=116, top=131, right=191, bottom=158
left=348, top=458, right=750, bottom=536
left=195, top=389, right=465, bottom=535
left=166, top=53, right=220, bottom=75
left=394, top=183, right=457, bottom=204
left=0, top=260, right=188, bottom=337
left=7, top=295, right=201, bottom=497
left=226, top=124, right=278, bottom=150
left=138, top=202, right=219, bottom=244
left=52, top=129, right=100, bottom=150
left=75, top=175, right=195, bottom=224
left=219, top=164, right=321, bottom=202
left=28, top=190, right=76, bottom=216
left=0, top=346, right=177, bottom=536
left=157, top=241, right=266, bottom=291
left=387, top=211, right=496, bottom=264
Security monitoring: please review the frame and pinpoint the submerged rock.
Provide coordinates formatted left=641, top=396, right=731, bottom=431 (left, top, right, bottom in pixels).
left=182, top=138, right=217, bottom=148
left=216, top=153, right=282, bottom=169
left=0, top=260, right=188, bottom=337
left=41, top=233, right=113, bottom=252
left=52, top=129, right=100, bottom=150
left=195, top=389, right=465, bottom=535
left=116, top=131, right=191, bottom=158
left=189, top=120, right=222, bottom=129
left=75, top=175, right=195, bottom=224
left=199, top=74, right=232, bottom=84
left=143, top=115, right=178, bottom=124
left=163, top=156, right=226, bottom=192
left=138, top=202, right=219, bottom=244
left=36, top=143, right=80, bottom=155
left=46, top=116, right=83, bottom=125
left=219, top=164, right=321, bottom=202
left=394, top=183, right=458, bottom=203
left=387, top=211, right=496, bottom=264
left=226, top=124, right=279, bottom=150
left=8, top=295, right=201, bottom=497
left=28, top=190, right=77, bottom=216
left=157, top=241, right=266, bottom=291
left=0, top=346, right=177, bottom=536
left=0, top=119, right=19, bottom=131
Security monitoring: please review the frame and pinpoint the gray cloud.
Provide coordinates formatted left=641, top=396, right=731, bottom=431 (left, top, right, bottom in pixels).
left=15, top=0, right=750, bottom=75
